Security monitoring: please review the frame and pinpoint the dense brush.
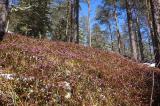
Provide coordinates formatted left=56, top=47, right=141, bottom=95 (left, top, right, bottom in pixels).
left=0, top=34, right=160, bottom=106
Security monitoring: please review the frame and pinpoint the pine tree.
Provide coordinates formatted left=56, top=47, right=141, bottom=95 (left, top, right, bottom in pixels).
left=9, top=0, right=52, bottom=38
left=85, top=0, right=91, bottom=47
left=0, top=0, right=8, bottom=41
left=125, top=0, right=138, bottom=61
left=149, top=0, right=160, bottom=68
left=75, top=0, right=80, bottom=44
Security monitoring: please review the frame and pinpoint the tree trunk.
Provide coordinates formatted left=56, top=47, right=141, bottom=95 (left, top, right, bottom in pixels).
left=113, top=0, right=123, bottom=54
left=125, top=0, right=138, bottom=61
left=148, top=35, right=153, bottom=60
left=65, top=0, right=70, bottom=41
left=136, top=17, right=144, bottom=61
left=0, top=0, right=8, bottom=41
left=149, top=0, right=160, bottom=68
left=69, top=0, right=74, bottom=42
left=146, top=0, right=154, bottom=61
left=87, top=0, right=91, bottom=47
left=108, top=23, right=114, bottom=51
left=5, top=19, right=9, bottom=32
left=75, top=0, right=79, bottom=44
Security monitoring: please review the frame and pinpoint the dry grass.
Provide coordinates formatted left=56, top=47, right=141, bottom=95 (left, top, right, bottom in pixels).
left=0, top=34, right=160, bottom=106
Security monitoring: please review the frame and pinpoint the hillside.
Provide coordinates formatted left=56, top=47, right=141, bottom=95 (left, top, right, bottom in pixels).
left=0, top=34, right=160, bottom=106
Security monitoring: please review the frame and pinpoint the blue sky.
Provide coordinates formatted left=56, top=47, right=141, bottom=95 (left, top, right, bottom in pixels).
left=80, top=0, right=127, bottom=33
left=80, top=0, right=103, bottom=28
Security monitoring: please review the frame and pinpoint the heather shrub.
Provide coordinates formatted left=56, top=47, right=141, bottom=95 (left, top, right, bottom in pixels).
left=0, top=34, right=160, bottom=106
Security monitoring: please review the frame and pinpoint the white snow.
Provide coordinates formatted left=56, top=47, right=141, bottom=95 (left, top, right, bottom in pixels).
left=65, top=92, right=71, bottom=99
left=58, top=81, right=72, bottom=99
left=61, top=81, right=71, bottom=90
left=7, top=31, right=14, bottom=34
left=143, top=63, right=156, bottom=68
left=0, top=73, right=35, bottom=81
left=0, top=74, right=15, bottom=80
left=150, top=63, right=156, bottom=67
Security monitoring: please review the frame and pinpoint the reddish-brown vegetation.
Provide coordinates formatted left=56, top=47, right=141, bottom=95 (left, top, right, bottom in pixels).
left=0, top=34, right=160, bottom=105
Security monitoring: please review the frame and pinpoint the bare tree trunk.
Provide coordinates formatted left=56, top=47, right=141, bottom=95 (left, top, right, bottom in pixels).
left=108, top=23, right=114, bottom=51
left=113, top=0, right=123, bottom=54
left=5, top=19, right=9, bottom=32
left=75, top=0, right=79, bottom=44
left=69, top=0, right=74, bottom=42
left=125, top=0, right=133, bottom=54
left=146, top=0, right=154, bottom=61
left=65, top=0, right=70, bottom=41
left=155, top=0, right=160, bottom=36
left=149, top=0, right=160, bottom=68
left=136, top=17, right=144, bottom=61
left=125, top=0, right=138, bottom=61
left=0, top=0, right=8, bottom=41
left=87, top=0, right=91, bottom=47
left=148, top=35, right=153, bottom=60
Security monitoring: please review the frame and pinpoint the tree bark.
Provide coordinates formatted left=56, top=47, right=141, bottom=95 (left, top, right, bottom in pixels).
left=108, top=23, right=114, bottom=51
left=87, top=0, right=91, bottom=47
left=148, top=35, right=153, bottom=60
left=146, top=0, right=154, bottom=61
left=69, top=0, right=74, bottom=42
left=75, top=0, right=79, bottom=44
left=0, top=0, right=8, bottom=41
left=136, top=17, right=144, bottom=61
left=113, top=0, right=123, bottom=54
left=5, top=19, right=9, bottom=32
left=65, top=0, right=70, bottom=41
left=149, top=0, right=160, bottom=68
left=125, top=0, right=138, bottom=61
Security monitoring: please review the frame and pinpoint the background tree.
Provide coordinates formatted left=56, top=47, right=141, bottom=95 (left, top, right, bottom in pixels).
left=125, top=0, right=138, bottom=61
left=96, top=0, right=125, bottom=54
left=91, top=23, right=108, bottom=49
left=75, top=0, right=80, bottom=43
left=5, top=0, right=160, bottom=68
left=9, top=0, right=52, bottom=38
left=84, top=0, right=91, bottom=47
left=0, top=0, right=8, bottom=41
left=149, top=0, right=160, bottom=68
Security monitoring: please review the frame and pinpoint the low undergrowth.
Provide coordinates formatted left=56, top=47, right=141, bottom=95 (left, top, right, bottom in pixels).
left=0, top=34, right=160, bottom=106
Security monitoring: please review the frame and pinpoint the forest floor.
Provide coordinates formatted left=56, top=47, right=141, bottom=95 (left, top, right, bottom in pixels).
left=0, top=34, right=160, bottom=106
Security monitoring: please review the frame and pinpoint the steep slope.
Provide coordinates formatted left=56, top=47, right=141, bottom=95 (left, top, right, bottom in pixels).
left=0, top=34, right=160, bottom=106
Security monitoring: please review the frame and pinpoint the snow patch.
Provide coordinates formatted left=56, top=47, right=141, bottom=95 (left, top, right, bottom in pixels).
left=143, top=63, right=156, bottom=68
left=65, top=92, right=71, bottom=99
left=0, top=74, right=15, bottom=80
left=58, top=81, right=72, bottom=99
left=0, top=73, right=35, bottom=81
